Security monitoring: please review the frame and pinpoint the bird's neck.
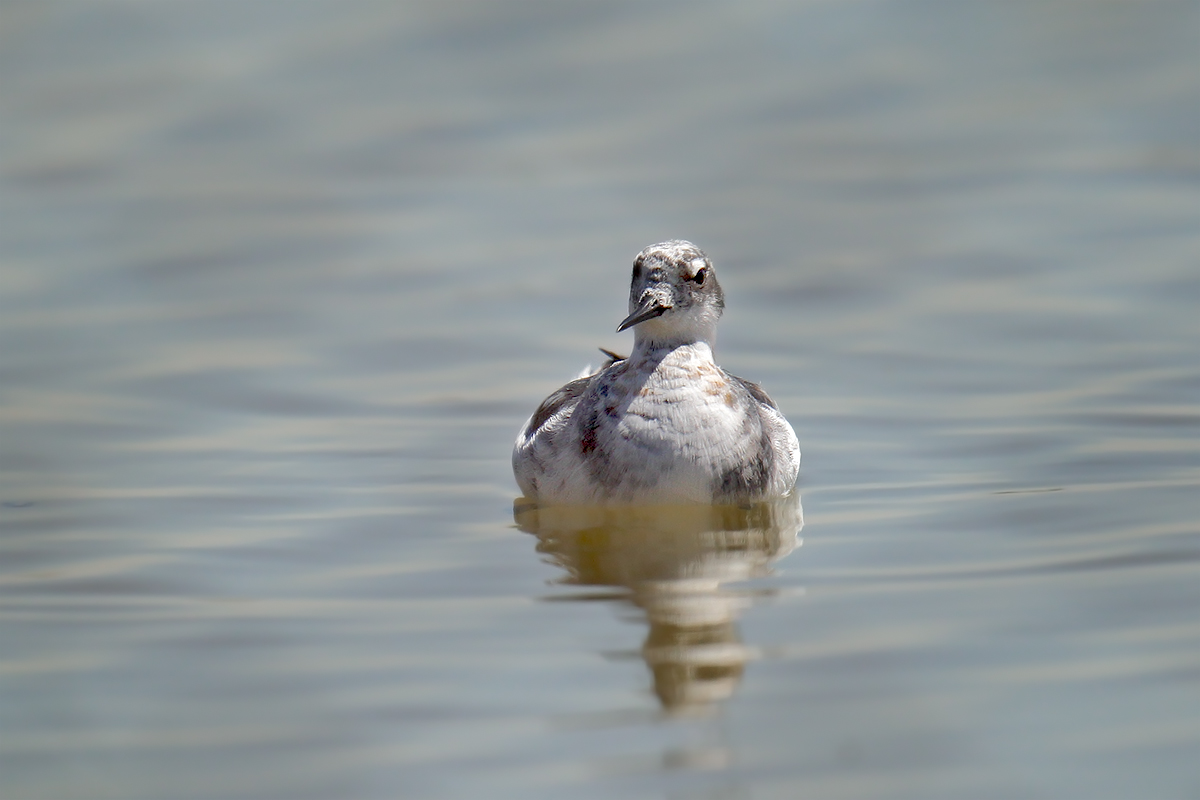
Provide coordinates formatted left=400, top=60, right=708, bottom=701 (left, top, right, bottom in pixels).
left=630, top=312, right=718, bottom=354
left=631, top=332, right=717, bottom=364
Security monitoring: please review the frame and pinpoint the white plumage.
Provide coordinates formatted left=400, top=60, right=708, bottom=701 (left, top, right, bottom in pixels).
left=513, top=240, right=799, bottom=505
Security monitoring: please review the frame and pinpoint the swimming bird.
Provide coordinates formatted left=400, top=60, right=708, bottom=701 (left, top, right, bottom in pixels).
left=513, top=240, right=800, bottom=505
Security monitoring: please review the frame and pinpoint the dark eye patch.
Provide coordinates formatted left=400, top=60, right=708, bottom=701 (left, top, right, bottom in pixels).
left=632, top=257, right=644, bottom=280
left=691, top=268, right=707, bottom=285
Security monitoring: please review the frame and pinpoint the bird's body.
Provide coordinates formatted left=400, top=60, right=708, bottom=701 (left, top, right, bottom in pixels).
left=513, top=240, right=799, bottom=505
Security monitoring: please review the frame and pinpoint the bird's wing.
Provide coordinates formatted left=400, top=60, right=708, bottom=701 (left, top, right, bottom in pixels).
left=726, top=373, right=780, bottom=411
left=522, top=376, right=592, bottom=436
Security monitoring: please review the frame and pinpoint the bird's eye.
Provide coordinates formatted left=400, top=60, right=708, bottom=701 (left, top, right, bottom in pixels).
left=691, top=268, right=706, bottom=285
left=632, top=259, right=643, bottom=280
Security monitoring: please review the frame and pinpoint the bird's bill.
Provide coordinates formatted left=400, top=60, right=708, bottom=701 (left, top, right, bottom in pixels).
left=617, top=296, right=669, bottom=332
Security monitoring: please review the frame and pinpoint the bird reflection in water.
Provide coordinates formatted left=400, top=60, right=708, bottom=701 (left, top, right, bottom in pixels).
left=514, top=496, right=802, bottom=711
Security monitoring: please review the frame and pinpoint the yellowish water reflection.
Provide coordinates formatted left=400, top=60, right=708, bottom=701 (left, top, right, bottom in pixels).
left=514, top=497, right=803, bottom=711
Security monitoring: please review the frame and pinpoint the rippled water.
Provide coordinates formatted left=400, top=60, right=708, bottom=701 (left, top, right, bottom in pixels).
left=2, top=3, right=1198, bottom=798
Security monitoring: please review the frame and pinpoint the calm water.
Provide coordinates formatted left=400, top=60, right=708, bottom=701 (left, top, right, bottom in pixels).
left=2, top=3, right=1199, bottom=798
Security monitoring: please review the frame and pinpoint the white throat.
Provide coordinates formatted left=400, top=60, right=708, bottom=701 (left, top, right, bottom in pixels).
left=631, top=316, right=718, bottom=359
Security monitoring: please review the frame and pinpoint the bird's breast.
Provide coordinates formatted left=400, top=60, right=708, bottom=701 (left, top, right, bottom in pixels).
left=603, top=359, right=752, bottom=452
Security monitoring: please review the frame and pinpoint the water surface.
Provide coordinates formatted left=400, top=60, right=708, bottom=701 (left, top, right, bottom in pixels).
left=2, top=3, right=1198, bottom=798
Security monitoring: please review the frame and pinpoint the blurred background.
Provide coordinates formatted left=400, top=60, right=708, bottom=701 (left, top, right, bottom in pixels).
left=2, top=2, right=1198, bottom=798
